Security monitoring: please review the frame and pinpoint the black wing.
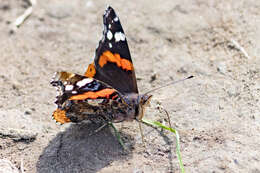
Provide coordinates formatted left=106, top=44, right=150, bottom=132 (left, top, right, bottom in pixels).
left=85, top=6, right=138, bottom=94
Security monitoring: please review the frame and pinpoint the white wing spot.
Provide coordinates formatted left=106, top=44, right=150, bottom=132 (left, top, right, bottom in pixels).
left=109, top=43, right=112, bottom=48
left=114, top=32, right=126, bottom=42
left=65, top=85, right=74, bottom=91
left=76, top=78, right=93, bottom=87
left=107, top=30, right=113, bottom=40
left=72, top=91, right=77, bottom=94
left=108, top=24, right=111, bottom=29
left=120, top=32, right=125, bottom=41
left=114, top=17, right=119, bottom=22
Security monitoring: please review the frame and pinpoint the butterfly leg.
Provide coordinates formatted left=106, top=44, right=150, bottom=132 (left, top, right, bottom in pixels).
left=89, top=123, right=108, bottom=136
left=159, top=106, right=172, bottom=129
left=94, top=123, right=108, bottom=133
left=138, top=121, right=146, bottom=147
left=164, top=109, right=172, bottom=129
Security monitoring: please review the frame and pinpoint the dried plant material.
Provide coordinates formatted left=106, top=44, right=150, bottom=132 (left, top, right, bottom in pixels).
left=11, top=0, right=37, bottom=32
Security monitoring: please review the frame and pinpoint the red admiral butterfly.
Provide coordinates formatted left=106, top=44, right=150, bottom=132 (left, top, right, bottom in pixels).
left=50, top=6, right=193, bottom=127
left=51, top=6, right=152, bottom=124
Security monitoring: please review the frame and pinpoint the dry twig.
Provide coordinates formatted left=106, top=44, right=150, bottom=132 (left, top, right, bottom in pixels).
left=230, top=39, right=251, bottom=59
left=11, top=0, right=37, bottom=32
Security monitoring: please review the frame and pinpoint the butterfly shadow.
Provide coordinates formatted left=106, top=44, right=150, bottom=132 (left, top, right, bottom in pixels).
left=36, top=122, right=134, bottom=173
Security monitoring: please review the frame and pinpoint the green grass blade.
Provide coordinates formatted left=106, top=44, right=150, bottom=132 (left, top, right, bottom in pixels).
left=141, top=118, right=185, bottom=173
left=109, top=122, right=126, bottom=150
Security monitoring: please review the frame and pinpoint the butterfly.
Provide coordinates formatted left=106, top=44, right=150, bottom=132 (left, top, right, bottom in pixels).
left=50, top=6, right=153, bottom=125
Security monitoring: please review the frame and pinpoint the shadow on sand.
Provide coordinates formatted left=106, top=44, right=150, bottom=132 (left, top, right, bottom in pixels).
left=36, top=123, right=133, bottom=173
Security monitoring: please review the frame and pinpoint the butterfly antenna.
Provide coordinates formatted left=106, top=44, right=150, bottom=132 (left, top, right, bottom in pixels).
left=144, top=75, right=194, bottom=95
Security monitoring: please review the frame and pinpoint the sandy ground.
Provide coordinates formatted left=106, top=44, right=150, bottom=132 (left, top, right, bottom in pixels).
left=0, top=0, right=259, bottom=172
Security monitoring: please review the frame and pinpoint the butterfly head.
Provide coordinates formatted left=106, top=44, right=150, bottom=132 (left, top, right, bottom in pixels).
left=136, top=94, right=153, bottom=121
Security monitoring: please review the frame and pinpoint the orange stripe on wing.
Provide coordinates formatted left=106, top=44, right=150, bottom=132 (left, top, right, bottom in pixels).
left=120, top=57, right=133, bottom=71
left=85, top=63, right=96, bottom=77
left=99, top=51, right=133, bottom=71
left=111, top=94, right=118, bottom=100
left=52, top=109, right=71, bottom=124
left=69, top=88, right=116, bottom=100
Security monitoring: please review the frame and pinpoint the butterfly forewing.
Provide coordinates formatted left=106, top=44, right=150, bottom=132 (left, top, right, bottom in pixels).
left=85, top=6, right=138, bottom=94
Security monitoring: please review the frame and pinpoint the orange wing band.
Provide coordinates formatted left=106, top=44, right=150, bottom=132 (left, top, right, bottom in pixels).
left=99, top=51, right=133, bottom=71
left=69, top=88, right=115, bottom=100
left=52, top=109, right=71, bottom=124
left=85, top=63, right=96, bottom=77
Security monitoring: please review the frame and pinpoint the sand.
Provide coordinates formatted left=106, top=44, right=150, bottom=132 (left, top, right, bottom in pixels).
left=0, top=0, right=259, bottom=172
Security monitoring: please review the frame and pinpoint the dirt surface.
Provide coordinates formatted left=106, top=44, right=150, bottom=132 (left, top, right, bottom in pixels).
left=0, top=0, right=259, bottom=172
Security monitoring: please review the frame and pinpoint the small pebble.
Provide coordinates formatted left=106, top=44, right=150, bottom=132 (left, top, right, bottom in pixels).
left=217, top=62, right=227, bottom=74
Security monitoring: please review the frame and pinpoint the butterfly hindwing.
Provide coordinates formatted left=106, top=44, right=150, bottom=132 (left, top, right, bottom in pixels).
left=85, top=6, right=138, bottom=94
left=51, top=71, right=131, bottom=124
